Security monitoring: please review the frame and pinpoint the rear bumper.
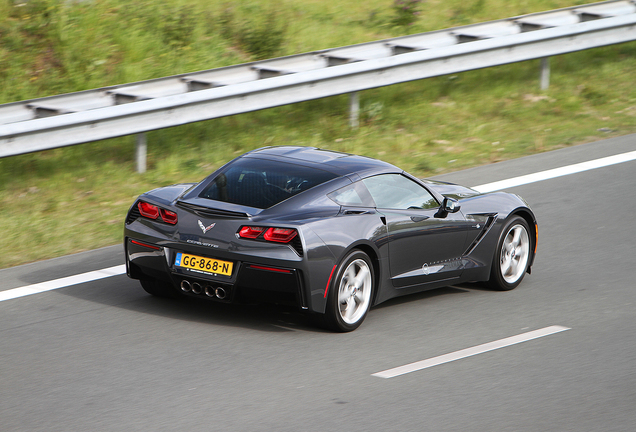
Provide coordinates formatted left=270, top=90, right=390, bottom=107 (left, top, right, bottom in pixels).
left=125, top=237, right=309, bottom=309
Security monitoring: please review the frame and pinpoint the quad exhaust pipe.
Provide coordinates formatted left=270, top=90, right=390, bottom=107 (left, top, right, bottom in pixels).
left=181, top=279, right=228, bottom=300
left=180, top=280, right=192, bottom=292
left=191, top=282, right=203, bottom=295
left=205, top=285, right=227, bottom=300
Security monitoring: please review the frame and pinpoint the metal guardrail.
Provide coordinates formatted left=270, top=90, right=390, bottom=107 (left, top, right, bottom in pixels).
left=1, top=0, right=635, bottom=166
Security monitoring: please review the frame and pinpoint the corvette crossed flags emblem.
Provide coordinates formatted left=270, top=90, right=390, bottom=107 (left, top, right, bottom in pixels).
left=198, top=220, right=216, bottom=234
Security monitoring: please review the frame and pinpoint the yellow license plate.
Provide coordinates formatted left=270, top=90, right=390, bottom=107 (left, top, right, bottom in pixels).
left=175, top=252, right=233, bottom=276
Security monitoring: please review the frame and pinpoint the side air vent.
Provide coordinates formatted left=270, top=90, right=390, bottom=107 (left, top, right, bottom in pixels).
left=289, top=236, right=304, bottom=257
left=463, top=214, right=498, bottom=256
left=125, top=201, right=141, bottom=224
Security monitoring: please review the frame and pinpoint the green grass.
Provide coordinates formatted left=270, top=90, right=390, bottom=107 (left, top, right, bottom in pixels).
left=1, top=0, right=635, bottom=268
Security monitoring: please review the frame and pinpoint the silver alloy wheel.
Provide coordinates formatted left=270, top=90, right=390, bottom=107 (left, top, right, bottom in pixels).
left=499, top=223, right=530, bottom=284
left=337, top=258, right=372, bottom=325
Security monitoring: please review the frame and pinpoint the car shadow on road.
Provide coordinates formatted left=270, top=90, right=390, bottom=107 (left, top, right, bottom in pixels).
left=58, top=276, right=490, bottom=333
left=371, top=285, right=474, bottom=310
left=59, top=275, right=330, bottom=333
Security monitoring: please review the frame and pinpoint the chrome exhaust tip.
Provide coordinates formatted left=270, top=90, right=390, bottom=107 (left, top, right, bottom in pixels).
left=215, top=287, right=227, bottom=300
left=204, top=285, right=216, bottom=298
left=191, top=282, right=203, bottom=295
left=180, top=280, right=192, bottom=292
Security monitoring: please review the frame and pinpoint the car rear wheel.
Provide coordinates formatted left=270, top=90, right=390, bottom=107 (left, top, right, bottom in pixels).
left=140, top=278, right=180, bottom=298
left=324, top=250, right=374, bottom=332
left=487, top=216, right=532, bottom=291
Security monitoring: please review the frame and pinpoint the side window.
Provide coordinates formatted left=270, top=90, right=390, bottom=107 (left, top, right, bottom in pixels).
left=362, top=174, right=439, bottom=210
left=327, top=181, right=374, bottom=207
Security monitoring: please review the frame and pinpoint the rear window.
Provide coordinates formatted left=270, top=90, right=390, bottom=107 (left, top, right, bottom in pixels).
left=199, top=158, right=338, bottom=209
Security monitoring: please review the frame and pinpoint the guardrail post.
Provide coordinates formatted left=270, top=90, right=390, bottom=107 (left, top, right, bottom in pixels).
left=349, top=92, right=360, bottom=129
left=136, top=133, right=147, bottom=174
left=540, top=57, right=550, bottom=90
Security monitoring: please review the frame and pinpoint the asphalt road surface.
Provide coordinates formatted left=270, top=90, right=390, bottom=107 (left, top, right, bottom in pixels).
left=1, top=135, right=635, bottom=432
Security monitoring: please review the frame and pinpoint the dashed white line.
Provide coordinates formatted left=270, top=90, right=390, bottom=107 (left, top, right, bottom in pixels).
left=0, top=265, right=126, bottom=302
left=372, top=325, right=571, bottom=378
left=472, top=150, right=636, bottom=193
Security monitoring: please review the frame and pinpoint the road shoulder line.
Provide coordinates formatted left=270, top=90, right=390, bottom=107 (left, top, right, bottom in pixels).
left=473, top=150, right=636, bottom=192
left=0, top=265, right=126, bottom=302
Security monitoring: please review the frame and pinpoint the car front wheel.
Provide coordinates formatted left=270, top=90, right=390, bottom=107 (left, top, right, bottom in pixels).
left=324, top=250, right=375, bottom=332
left=487, top=216, right=532, bottom=291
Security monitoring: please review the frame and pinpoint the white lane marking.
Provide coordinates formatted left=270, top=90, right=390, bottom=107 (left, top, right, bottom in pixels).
left=472, top=150, right=636, bottom=192
left=372, top=325, right=570, bottom=378
left=0, top=265, right=126, bottom=303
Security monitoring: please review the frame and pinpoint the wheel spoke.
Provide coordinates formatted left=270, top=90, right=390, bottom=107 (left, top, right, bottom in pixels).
left=508, top=259, right=518, bottom=276
left=353, top=266, right=370, bottom=288
left=501, top=255, right=513, bottom=275
left=344, top=298, right=356, bottom=320
left=338, top=287, right=351, bottom=304
left=517, top=246, right=527, bottom=260
left=353, top=290, right=364, bottom=304
left=504, top=239, right=514, bottom=254
left=346, top=266, right=356, bottom=284
left=511, top=227, right=521, bottom=247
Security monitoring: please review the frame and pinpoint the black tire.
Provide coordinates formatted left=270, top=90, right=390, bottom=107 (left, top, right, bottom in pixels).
left=324, top=250, right=375, bottom=332
left=140, top=278, right=180, bottom=298
left=487, top=216, right=532, bottom=291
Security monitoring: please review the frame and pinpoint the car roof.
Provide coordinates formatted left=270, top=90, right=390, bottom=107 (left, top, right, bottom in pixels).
left=244, top=146, right=399, bottom=178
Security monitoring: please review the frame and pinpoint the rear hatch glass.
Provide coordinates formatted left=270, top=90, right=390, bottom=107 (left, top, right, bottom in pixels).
left=199, top=158, right=338, bottom=209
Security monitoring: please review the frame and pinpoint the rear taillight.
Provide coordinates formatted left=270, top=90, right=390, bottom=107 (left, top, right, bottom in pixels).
left=263, top=227, right=297, bottom=243
left=137, top=201, right=178, bottom=225
left=138, top=201, right=159, bottom=219
left=238, top=226, right=298, bottom=244
left=238, top=226, right=266, bottom=239
left=160, top=209, right=178, bottom=225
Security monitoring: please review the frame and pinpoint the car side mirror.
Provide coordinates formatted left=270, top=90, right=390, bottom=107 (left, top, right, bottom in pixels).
left=443, top=197, right=460, bottom=213
left=436, top=197, right=461, bottom=218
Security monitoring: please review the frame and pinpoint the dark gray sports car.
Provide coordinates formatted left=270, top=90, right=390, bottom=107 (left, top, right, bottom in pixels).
left=124, top=146, right=537, bottom=331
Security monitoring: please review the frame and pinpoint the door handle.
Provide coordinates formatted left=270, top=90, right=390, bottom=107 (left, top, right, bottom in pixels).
left=410, top=215, right=430, bottom=222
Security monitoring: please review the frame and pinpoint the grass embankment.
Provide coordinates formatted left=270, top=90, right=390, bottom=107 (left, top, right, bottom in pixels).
left=1, top=0, right=635, bottom=268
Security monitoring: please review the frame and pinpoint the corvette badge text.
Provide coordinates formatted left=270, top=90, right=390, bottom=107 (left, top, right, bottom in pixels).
left=186, top=239, right=219, bottom=248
